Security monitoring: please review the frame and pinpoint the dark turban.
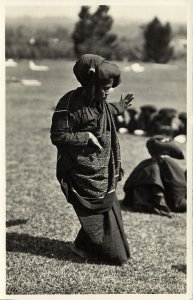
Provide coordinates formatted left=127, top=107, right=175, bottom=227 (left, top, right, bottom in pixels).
left=73, top=54, right=121, bottom=88
left=178, top=112, right=187, bottom=121
left=158, top=108, right=177, bottom=119
left=140, top=105, right=157, bottom=114
left=146, top=135, right=184, bottom=159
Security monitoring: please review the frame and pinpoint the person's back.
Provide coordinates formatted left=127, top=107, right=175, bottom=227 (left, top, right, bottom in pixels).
left=127, top=108, right=139, bottom=133
left=177, top=112, right=187, bottom=135
left=123, top=136, right=186, bottom=215
left=158, top=156, right=186, bottom=212
left=123, top=158, right=170, bottom=215
left=149, top=108, right=179, bottom=137
left=137, top=105, right=157, bottom=133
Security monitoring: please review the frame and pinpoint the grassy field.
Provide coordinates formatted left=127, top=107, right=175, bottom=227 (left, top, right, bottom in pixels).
left=6, top=59, right=187, bottom=294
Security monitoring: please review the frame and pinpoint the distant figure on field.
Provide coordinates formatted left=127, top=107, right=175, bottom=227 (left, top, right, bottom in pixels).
left=127, top=107, right=139, bottom=133
left=114, top=113, right=127, bottom=132
left=114, top=107, right=132, bottom=133
left=148, top=108, right=180, bottom=137
left=137, top=105, right=157, bottom=134
left=122, top=135, right=186, bottom=216
left=177, top=112, right=187, bottom=135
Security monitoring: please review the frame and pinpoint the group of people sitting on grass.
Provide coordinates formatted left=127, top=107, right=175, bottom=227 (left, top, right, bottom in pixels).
left=114, top=104, right=187, bottom=138
left=115, top=105, right=187, bottom=216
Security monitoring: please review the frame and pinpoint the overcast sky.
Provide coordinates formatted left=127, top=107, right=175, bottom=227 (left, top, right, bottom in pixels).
left=5, top=4, right=187, bottom=24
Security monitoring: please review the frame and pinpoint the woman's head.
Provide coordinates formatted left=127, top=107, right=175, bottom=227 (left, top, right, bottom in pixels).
left=73, top=54, right=121, bottom=101
left=94, top=78, right=113, bottom=101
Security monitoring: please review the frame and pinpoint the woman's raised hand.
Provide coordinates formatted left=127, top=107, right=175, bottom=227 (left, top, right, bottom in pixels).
left=120, top=92, right=134, bottom=109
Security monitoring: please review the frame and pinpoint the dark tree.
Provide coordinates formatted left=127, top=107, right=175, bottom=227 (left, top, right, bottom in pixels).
left=72, top=5, right=118, bottom=59
left=143, top=17, right=173, bottom=63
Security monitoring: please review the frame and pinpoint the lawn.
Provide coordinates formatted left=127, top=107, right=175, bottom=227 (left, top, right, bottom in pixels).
left=6, top=59, right=187, bottom=294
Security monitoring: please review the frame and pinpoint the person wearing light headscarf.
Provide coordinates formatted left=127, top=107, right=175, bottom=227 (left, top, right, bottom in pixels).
left=50, top=54, right=134, bottom=265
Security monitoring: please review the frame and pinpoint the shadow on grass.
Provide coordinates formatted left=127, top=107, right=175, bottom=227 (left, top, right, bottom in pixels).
left=119, top=200, right=173, bottom=218
left=171, top=264, right=186, bottom=274
left=6, top=219, right=28, bottom=227
left=119, top=200, right=156, bottom=214
left=6, top=232, right=86, bottom=263
left=6, top=232, right=116, bottom=265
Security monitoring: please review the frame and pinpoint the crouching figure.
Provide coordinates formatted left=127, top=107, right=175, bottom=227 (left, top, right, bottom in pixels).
left=122, top=135, right=186, bottom=216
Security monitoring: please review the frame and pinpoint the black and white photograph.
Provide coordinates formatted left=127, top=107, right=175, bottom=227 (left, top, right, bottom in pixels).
left=2, top=0, right=192, bottom=298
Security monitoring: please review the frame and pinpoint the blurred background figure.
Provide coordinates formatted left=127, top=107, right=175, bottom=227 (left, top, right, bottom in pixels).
left=136, top=104, right=157, bottom=134
left=173, top=111, right=187, bottom=143
left=114, top=114, right=128, bottom=132
left=114, top=108, right=131, bottom=133
left=127, top=107, right=139, bottom=134
left=148, top=107, right=180, bottom=137
left=177, top=112, right=187, bottom=135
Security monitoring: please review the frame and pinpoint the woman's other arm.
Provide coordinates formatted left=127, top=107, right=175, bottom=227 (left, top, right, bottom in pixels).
left=50, top=97, right=102, bottom=151
left=108, top=93, right=134, bottom=116
left=50, top=97, right=89, bottom=148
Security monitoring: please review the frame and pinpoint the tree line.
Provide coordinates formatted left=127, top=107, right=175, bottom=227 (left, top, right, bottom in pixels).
left=6, top=5, right=185, bottom=63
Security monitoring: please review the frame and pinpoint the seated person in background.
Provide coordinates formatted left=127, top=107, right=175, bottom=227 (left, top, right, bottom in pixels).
left=177, top=112, right=187, bottom=135
left=148, top=108, right=180, bottom=137
left=127, top=107, right=139, bottom=134
left=114, top=114, right=126, bottom=132
left=114, top=107, right=133, bottom=133
left=122, top=135, right=186, bottom=216
left=136, top=105, right=157, bottom=134
left=173, top=112, right=187, bottom=143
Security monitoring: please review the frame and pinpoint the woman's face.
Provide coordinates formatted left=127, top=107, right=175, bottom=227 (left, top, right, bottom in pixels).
left=94, top=79, right=113, bottom=102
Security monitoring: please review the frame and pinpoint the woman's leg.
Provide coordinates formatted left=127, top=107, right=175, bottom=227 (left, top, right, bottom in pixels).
left=73, top=199, right=130, bottom=264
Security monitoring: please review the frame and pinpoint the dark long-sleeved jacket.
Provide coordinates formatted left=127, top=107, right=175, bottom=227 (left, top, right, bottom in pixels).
left=50, top=87, right=125, bottom=182
left=50, top=87, right=125, bottom=149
